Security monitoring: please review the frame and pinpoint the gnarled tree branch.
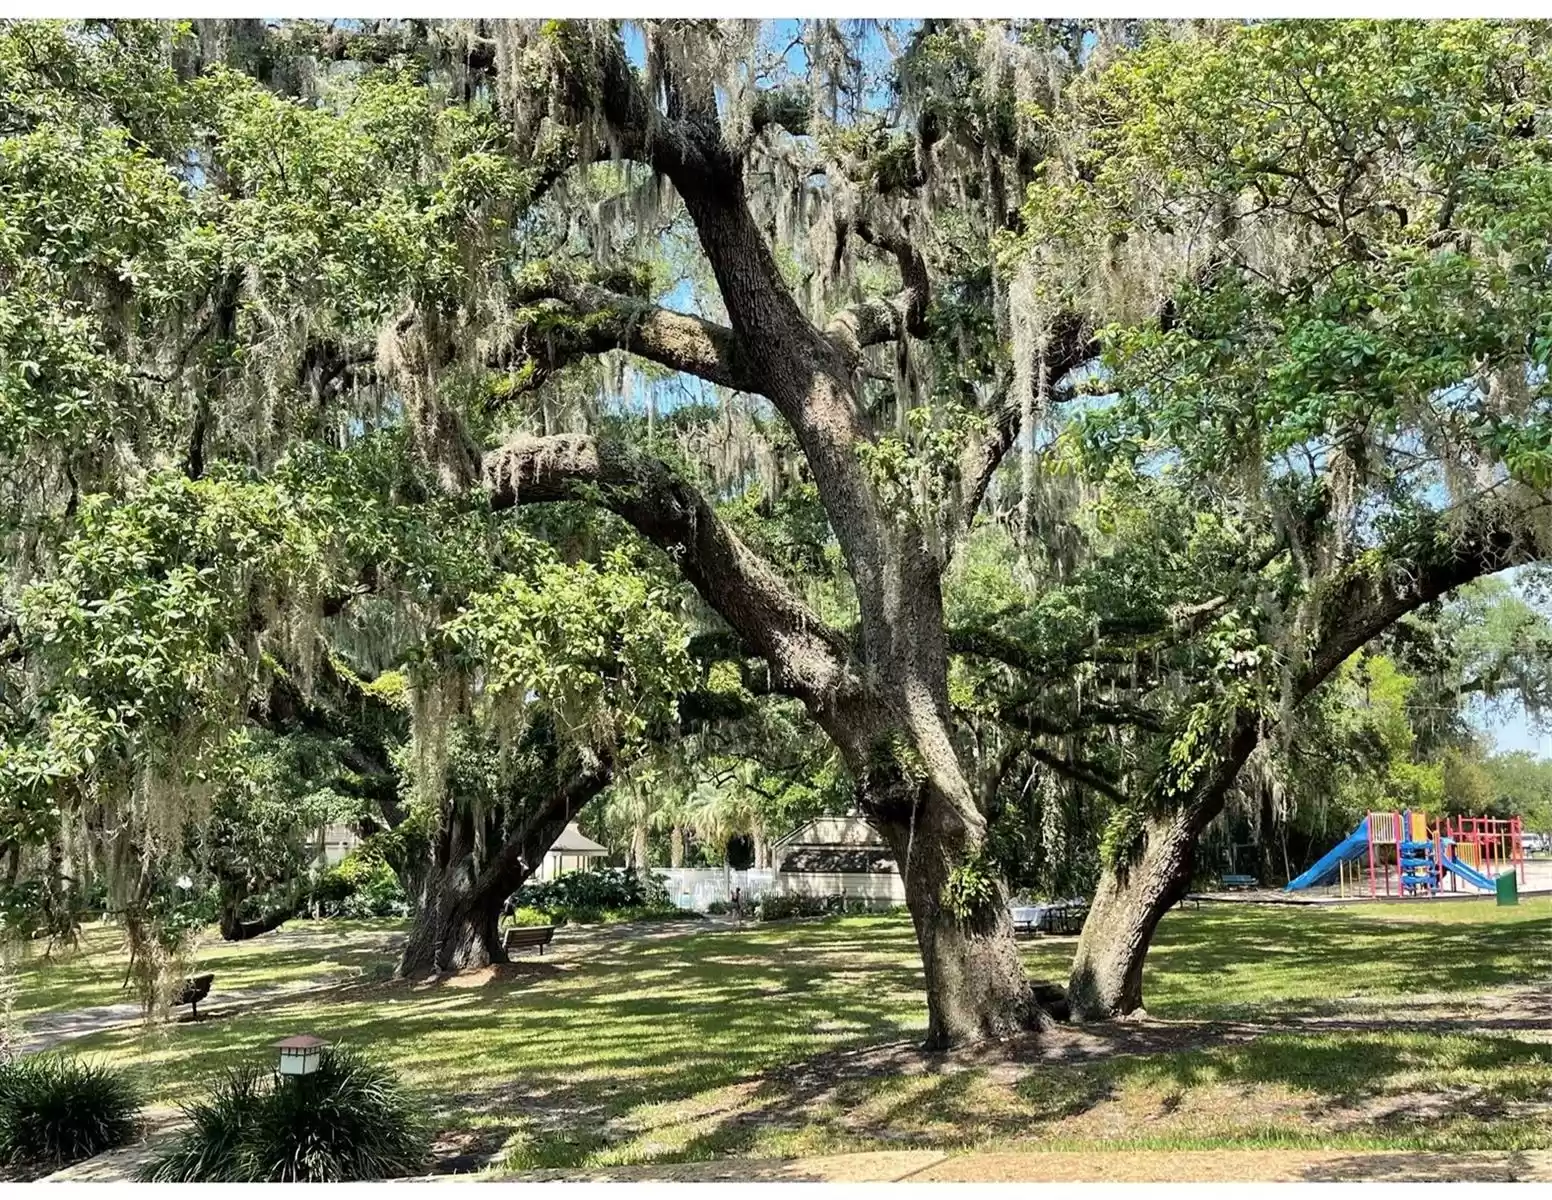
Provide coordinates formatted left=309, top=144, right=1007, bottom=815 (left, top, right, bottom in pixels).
left=827, top=215, right=931, bottom=352
left=482, top=433, right=855, bottom=709
left=958, top=312, right=1097, bottom=525
left=492, top=281, right=761, bottom=401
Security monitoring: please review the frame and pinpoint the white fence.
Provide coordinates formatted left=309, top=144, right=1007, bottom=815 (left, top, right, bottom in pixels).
left=656, top=868, right=773, bottom=910
left=655, top=867, right=904, bottom=912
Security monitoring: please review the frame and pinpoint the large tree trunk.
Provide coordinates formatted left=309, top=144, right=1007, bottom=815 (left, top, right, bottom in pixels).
left=875, top=775, right=1041, bottom=1049
left=216, top=877, right=296, bottom=942
left=397, top=741, right=612, bottom=978
left=218, top=903, right=294, bottom=942
left=1066, top=810, right=1197, bottom=1021
left=398, top=806, right=508, bottom=977
left=399, top=867, right=506, bottom=976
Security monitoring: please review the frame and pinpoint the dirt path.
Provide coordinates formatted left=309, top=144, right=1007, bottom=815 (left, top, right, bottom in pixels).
left=18, top=973, right=378, bottom=1055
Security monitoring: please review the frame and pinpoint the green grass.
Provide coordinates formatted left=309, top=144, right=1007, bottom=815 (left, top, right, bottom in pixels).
left=30, top=897, right=1552, bottom=1171
left=12, top=919, right=407, bottom=1021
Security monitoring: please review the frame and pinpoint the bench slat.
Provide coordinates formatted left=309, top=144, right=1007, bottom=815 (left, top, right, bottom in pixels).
left=504, top=925, right=556, bottom=954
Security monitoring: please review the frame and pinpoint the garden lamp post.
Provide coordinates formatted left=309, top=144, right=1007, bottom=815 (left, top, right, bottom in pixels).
left=275, top=1035, right=327, bottom=1076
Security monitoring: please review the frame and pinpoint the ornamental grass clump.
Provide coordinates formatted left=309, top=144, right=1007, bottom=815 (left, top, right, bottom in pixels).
left=140, top=1047, right=427, bottom=1182
left=0, top=1053, right=141, bottom=1172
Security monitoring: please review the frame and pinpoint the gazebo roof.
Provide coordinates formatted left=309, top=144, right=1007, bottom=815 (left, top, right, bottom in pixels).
left=549, top=822, right=608, bottom=855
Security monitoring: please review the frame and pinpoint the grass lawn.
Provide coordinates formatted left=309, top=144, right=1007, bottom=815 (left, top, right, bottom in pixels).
left=11, top=919, right=406, bottom=1021
left=28, top=897, right=1552, bottom=1171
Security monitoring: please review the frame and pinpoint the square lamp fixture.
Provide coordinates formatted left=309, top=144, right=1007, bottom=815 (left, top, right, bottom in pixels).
left=275, top=1034, right=327, bottom=1076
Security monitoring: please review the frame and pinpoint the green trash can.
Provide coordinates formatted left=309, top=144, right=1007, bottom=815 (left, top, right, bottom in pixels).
left=1496, top=871, right=1519, bottom=907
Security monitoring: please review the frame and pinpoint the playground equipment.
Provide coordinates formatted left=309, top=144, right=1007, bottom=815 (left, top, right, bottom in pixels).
left=1286, top=810, right=1525, bottom=898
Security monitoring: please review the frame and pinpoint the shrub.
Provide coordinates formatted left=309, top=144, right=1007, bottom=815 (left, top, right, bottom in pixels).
left=753, top=894, right=883, bottom=922
left=510, top=868, right=687, bottom=926
left=341, top=862, right=408, bottom=919
left=308, top=853, right=407, bottom=920
left=508, top=906, right=551, bottom=927
left=140, top=1048, right=427, bottom=1183
left=704, top=900, right=730, bottom=915
left=0, top=1054, right=141, bottom=1171
left=754, top=893, right=841, bottom=922
left=516, top=866, right=644, bottom=913
left=139, top=1063, right=265, bottom=1183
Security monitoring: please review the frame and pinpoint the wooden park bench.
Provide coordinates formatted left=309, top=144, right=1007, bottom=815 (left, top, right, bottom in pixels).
left=503, top=925, right=555, bottom=957
left=1220, top=874, right=1260, bottom=891
left=173, top=973, right=214, bottom=1019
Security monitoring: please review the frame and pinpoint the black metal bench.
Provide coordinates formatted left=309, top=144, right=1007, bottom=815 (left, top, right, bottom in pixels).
left=1221, top=874, right=1259, bottom=891
left=173, top=973, right=214, bottom=1018
left=504, top=925, right=555, bottom=956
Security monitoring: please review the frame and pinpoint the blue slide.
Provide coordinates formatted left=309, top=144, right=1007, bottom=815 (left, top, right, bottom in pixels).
left=1439, top=854, right=1496, bottom=892
left=1286, top=817, right=1372, bottom=891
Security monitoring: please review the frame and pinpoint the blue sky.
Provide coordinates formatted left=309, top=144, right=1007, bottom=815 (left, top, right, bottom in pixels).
left=1477, top=703, right=1549, bottom=756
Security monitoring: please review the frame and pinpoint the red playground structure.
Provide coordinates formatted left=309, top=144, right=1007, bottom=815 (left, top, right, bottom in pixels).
left=1286, top=810, right=1526, bottom=898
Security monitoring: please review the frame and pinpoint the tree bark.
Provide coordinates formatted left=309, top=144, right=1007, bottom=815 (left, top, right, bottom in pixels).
left=397, top=745, right=611, bottom=978
left=218, top=903, right=295, bottom=942
left=879, top=799, right=1040, bottom=1048
left=1066, top=811, right=1196, bottom=1020
left=216, top=876, right=297, bottom=942
left=631, top=822, right=650, bottom=877
left=398, top=805, right=507, bottom=976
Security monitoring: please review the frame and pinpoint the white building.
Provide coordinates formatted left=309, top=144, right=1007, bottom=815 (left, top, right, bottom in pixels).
left=533, top=822, right=611, bottom=881
left=316, top=823, right=362, bottom=866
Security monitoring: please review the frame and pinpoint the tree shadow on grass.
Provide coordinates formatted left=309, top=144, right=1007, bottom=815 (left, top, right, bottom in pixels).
left=59, top=908, right=1552, bottom=1176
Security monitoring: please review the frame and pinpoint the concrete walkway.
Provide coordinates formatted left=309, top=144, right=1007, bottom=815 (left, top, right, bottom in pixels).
left=497, top=1148, right=1552, bottom=1183
left=41, top=1107, right=187, bottom=1182
left=53, top=1145, right=1552, bottom=1184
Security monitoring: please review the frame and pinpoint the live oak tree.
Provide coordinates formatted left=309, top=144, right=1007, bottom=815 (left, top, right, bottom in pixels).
left=988, top=20, right=1552, bottom=1019
left=461, top=19, right=1129, bottom=1045
left=8, top=17, right=1552, bottom=1050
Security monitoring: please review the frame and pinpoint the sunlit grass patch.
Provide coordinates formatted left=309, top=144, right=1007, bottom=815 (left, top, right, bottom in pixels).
left=13, top=919, right=408, bottom=1020
left=35, top=898, right=1552, bottom=1171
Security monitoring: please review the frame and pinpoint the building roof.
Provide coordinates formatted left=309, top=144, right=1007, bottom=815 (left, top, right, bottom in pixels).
left=549, top=822, right=609, bottom=855
left=773, top=815, right=887, bottom=851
